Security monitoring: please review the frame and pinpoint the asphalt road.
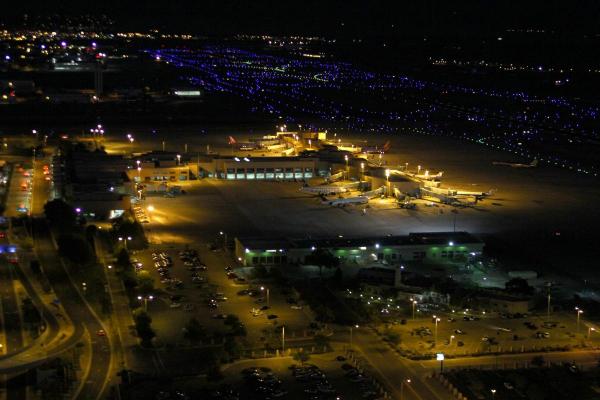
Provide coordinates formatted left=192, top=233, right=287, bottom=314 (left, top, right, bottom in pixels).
left=0, top=261, right=26, bottom=400
left=33, top=219, right=112, bottom=400
left=351, top=328, right=454, bottom=400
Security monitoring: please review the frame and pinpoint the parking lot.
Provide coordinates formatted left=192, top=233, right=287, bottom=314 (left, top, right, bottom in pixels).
left=380, top=310, right=597, bottom=358
left=130, top=242, right=314, bottom=345
left=219, top=353, right=387, bottom=400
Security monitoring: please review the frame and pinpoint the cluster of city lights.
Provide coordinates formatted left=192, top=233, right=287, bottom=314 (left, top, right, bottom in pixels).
left=149, top=46, right=600, bottom=176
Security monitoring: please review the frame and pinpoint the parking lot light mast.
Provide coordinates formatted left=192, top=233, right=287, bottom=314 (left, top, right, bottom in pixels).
left=137, top=295, right=154, bottom=312
left=219, top=230, right=228, bottom=249
left=344, top=154, right=349, bottom=180
left=410, top=298, right=417, bottom=320
left=576, top=307, right=583, bottom=333
left=433, top=315, right=441, bottom=345
left=401, top=378, right=411, bottom=400
left=385, top=169, right=390, bottom=197
left=349, top=324, right=359, bottom=349
left=119, top=236, right=132, bottom=251
left=260, top=286, right=270, bottom=306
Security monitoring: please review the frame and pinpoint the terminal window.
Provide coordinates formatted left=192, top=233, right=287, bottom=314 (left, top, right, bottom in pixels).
left=226, top=168, right=235, bottom=180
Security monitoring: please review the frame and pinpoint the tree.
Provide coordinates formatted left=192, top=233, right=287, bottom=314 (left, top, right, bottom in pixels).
left=224, top=314, right=246, bottom=337
left=137, top=271, right=155, bottom=295
left=531, top=355, right=545, bottom=367
left=116, top=248, right=131, bottom=269
left=44, top=199, right=76, bottom=232
left=293, top=350, right=310, bottom=365
left=223, top=336, right=242, bottom=359
left=304, top=248, right=340, bottom=278
left=183, top=318, right=206, bottom=344
left=505, top=278, right=534, bottom=295
left=133, top=309, right=155, bottom=347
left=313, top=334, right=330, bottom=350
left=58, top=234, right=95, bottom=265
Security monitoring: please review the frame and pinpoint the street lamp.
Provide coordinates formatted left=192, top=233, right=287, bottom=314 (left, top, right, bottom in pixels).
left=82, top=282, right=87, bottom=295
left=360, top=162, right=365, bottom=181
left=433, top=315, right=441, bottom=345
left=417, top=165, right=421, bottom=174
left=350, top=324, right=359, bottom=349
left=450, top=335, right=455, bottom=345
left=137, top=295, right=154, bottom=312
left=491, top=389, right=496, bottom=399
left=344, top=154, right=349, bottom=180
left=385, top=169, right=390, bottom=197
left=576, top=307, right=583, bottom=333
left=118, top=236, right=132, bottom=250
left=401, top=378, right=411, bottom=400
left=588, top=326, right=596, bottom=339
left=308, top=139, right=312, bottom=149
left=219, top=231, right=228, bottom=249
left=137, top=166, right=141, bottom=181
left=409, top=298, right=417, bottom=320
left=282, top=325, right=285, bottom=353
left=177, top=154, right=181, bottom=165
left=260, top=286, right=270, bottom=306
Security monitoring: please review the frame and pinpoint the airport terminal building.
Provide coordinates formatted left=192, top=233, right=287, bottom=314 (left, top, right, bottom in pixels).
left=197, top=156, right=322, bottom=180
left=235, top=232, right=484, bottom=267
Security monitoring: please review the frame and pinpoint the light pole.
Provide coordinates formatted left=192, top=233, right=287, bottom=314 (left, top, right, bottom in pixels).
left=385, top=168, right=390, bottom=197
left=219, top=231, right=228, bottom=249
left=547, top=291, right=551, bottom=321
left=417, top=165, right=421, bottom=174
left=450, top=335, right=455, bottom=345
left=308, top=139, right=312, bottom=149
left=491, top=389, right=496, bottom=399
left=119, top=236, right=132, bottom=251
left=344, top=154, right=349, bottom=180
left=82, top=282, right=87, bottom=295
left=137, top=166, right=141, bottom=181
left=360, top=162, right=365, bottom=181
left=350, top=324, right=359, bottom=349
left=177, top=154, right=181, bottom=166
left=588, top=326, right=595, bottom=339
left=260, top=286, right=270, bottom=306
left=410, top=298, right=417, bottom=320
left=137, top=295, right=154, bottom=312
left=405, top=162, right=408, bottom=171
left=401, top=378, right=411, bottom=400
left=282, top=325, right=285, bottom=353
left=433, top=315, right=441, bottom=346
left=576, top=307, right=583, bottom=333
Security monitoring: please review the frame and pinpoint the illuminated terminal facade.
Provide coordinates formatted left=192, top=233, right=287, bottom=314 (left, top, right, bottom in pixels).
left=197, top=156, right=323, bottom=180
left=235, top=232, right=484, bottom=267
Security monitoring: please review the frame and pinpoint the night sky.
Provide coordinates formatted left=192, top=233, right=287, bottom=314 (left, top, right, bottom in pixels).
left=2, top=1, right=600, bottom=37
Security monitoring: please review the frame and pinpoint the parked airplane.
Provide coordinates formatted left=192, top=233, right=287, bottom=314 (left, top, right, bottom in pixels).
left=327, top=196, right=369, bottom=207
left=413, top=171, right=443, bottom=180
left=454, top=188, right=495, bottom=200
left=361, top=141, right=391, bottom=154
left=300, top=185, right=348, bottom=195
left=492, top=159, right=538, bottom=168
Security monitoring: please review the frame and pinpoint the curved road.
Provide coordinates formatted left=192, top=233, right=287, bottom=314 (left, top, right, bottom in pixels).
left=33, top=219, right=112, bottom=400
